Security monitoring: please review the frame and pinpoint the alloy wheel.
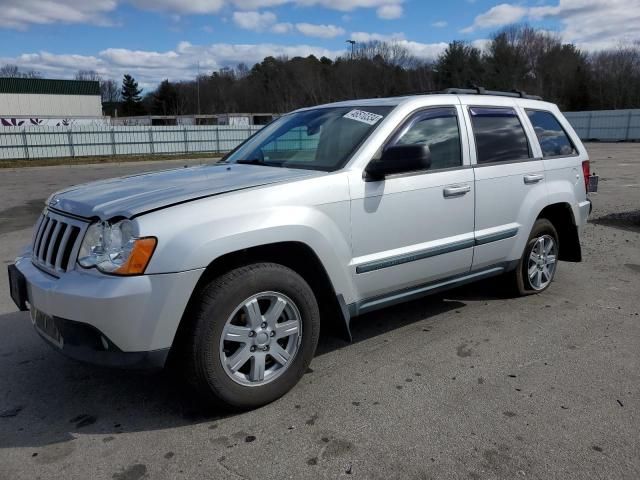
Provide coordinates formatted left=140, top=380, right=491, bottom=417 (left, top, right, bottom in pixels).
left=219, top=292, right=302, bottom=386
left=527, top=234, right=558, bottom=291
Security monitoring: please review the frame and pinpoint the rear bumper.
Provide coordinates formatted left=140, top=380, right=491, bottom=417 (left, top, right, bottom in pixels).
left=10, top=252, right=203, bottom=369
left=578, top=199, right=592, bottom=234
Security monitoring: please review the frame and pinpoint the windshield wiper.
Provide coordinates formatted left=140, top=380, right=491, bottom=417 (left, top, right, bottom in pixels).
left=235, top=159, right=265, bottom=165
left=235, top=159, right=286, bottom=168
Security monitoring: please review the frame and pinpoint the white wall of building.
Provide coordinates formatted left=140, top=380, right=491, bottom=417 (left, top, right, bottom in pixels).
left=0, top=93, right=102, bottom=117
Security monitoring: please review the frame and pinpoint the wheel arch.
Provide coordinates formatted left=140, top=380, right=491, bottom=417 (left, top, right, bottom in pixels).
left=536, top=202, right=582, bottom=262
left=169, top=241, right=350, bottom=364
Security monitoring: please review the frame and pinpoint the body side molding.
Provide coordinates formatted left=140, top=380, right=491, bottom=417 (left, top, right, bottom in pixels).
left=354, top=228, right=519, bottom=275
left=339, top=261, right=519, bottom=340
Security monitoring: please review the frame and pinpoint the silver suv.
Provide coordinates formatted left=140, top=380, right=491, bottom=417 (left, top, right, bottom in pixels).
left=8, top=89, right=595, bottom=409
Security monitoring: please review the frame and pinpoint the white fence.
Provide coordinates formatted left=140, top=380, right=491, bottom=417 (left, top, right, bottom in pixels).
left=0, top=125, right=263, bottom=160
left=564, top=109, right=640, bottom=141
left=2, top=109, right=640, bottom=161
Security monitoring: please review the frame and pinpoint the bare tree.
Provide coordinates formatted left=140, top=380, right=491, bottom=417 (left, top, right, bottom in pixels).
left=75, top=70, right=102, bottom=82
left=0, top=64, right=41, bottom=78
left=0, top=64, right=20, bottom=77
left=100, top=79, right=121, bottom=103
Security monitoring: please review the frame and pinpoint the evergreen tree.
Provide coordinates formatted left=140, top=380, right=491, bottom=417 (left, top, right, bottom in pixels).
left=152, top=79, right=179, bottom=115
left=121, top=74, right=144, bottom=116
left=434, top=41, right=484, bottom=89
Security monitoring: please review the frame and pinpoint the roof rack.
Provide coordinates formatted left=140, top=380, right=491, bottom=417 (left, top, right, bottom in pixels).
left=440, top=86, right=543, bottom=101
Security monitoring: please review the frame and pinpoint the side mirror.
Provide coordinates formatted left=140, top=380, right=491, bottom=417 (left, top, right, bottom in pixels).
left=365, top=144, right=432, bottom=181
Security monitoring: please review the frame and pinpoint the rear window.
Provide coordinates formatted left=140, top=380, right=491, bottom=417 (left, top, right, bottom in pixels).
left=470, top=107, right=531, bottom=164
left=526, top=110, right=577, bottom=158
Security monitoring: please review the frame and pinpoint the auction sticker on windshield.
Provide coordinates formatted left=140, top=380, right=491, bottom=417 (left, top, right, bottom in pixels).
left=344, top=109, right=384, bottom=125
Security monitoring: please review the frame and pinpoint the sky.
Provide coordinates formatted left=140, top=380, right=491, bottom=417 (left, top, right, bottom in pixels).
left=0, top=0, right=639, bottom=88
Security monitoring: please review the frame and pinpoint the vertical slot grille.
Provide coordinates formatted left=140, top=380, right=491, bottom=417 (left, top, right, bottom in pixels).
left=31, top=210, right=87, bottom=275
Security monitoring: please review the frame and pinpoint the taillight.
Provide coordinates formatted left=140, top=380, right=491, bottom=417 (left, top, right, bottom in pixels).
left=582, top=160, right=590, bottom=192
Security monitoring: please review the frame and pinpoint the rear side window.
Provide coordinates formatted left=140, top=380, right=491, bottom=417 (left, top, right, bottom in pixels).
left=392, top=107, right=462, bottom=170
left=526, top=110, right=577, bottom=158
left=470, top=107, right=531, bottom=164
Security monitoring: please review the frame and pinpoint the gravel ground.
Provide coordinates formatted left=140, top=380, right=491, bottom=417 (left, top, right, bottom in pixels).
left=0, top=145, right=638, bottom=480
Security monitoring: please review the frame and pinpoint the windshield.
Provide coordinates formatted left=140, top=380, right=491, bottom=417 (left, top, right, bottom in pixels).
left=225, top=106, right=393, bottom=171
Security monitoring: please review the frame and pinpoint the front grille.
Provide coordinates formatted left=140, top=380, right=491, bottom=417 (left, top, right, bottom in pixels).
left=31, top=210, right=88, bottom=275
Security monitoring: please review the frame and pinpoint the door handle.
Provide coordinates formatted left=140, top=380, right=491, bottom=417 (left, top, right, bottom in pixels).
left=524, top=174, right=544, bottom=185
left=443, top=185, right=471, bottom=198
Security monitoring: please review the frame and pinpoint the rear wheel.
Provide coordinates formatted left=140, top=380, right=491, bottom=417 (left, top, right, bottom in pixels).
left=183, top=263, right=320, bottom=409
left=506, top=218, right=559, bottom=296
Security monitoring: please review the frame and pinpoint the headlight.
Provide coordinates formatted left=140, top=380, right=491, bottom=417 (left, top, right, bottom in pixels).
left=78, top=219, right=156, bottom=275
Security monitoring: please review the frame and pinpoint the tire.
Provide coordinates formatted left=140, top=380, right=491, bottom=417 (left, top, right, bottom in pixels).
left=182, top=263, right=320, bottom=410
left=506, top=218, right=560, bottom=296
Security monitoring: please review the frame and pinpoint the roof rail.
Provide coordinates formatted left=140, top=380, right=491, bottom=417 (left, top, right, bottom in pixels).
left=441, top=86, right=543, bottom=101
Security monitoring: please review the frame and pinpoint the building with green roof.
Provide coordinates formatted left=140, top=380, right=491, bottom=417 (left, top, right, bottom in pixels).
left=0, top=78, right=104, bottom=127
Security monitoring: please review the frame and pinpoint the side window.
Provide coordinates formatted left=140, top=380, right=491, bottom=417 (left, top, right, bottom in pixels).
left=526, top=110, right=577, bottom=158
left=392, top=107, right=462, bottom=170
left=470, top=107, right=531, bottom=164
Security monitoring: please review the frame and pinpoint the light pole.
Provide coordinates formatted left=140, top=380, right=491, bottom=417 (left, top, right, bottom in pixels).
left=346, top=40, right=357, bottom=98
left=346, top=40, right=356, bottom=59
left=196, top=61, right=201, bottom=116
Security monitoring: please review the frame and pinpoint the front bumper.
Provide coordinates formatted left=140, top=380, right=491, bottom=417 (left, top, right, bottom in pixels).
left=9, top=253, right=204, bottom=369
left=33, top=314, right=170, bottom=369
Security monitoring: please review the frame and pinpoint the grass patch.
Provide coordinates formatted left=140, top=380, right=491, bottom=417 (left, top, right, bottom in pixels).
left=0, top=153, right=223, bottom=169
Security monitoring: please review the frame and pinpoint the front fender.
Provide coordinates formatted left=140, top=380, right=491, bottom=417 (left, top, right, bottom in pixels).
left=139, top=198, right=357, bottom=304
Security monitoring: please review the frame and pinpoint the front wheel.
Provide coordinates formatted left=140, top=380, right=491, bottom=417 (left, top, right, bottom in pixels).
left=506, top=218, right=559, bottom=296
left=183, top=263, right=320, bottom=409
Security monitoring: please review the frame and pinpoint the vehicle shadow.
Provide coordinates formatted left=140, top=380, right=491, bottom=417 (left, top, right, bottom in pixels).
left=0, top=280, right=502, bottom=449
left=316, top=295, right=466, bottom=355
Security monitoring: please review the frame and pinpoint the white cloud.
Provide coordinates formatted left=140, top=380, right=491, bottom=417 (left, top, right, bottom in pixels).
left=0, top=0, right=118, bottom=29
left=230, top=13, right=347, bottom=38
left=231, top=0, right=290, bottom=8
left=0, top=0, right=229, bottom=29
left=350, top=31, right=405, bottom=42
left=377, top=4, right=403, bottom=19
left=400, top=40, right=448, bottom=60
left=461, top=3, right=527, bottom=33
left=471, top=38, right=491, bottom=51
left=0, top=0, right=406, bottom=28
left=232, top=10, right=278, bottom=31
left=529, top=0, right=640, bottom=50
left=350, top=32, right=447, bottom=60
left=461, top=0, right=640, bottom=50
left=0, top=42, right=344, bottom=87
left=295, top=23, right=345, bottom=38
left=431, top=20, right=447, bottom=28
left=128, top=0, right=226, bottom=14
left=258, top=0, right=404, bottom=12
left=271, top=22, right=293, bottom=33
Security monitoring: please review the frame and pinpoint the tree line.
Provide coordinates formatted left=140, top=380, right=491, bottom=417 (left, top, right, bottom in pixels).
left=3, top=25, right=640, bottom=115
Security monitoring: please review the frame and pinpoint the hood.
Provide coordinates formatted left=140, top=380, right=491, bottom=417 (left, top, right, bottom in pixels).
left=48, top=163, right=321, bottom=219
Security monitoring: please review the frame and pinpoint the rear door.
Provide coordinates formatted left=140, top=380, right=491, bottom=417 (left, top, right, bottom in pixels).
left=460, top=97, right=547, bottom=270
left=523, top=106, right=585, bottom=205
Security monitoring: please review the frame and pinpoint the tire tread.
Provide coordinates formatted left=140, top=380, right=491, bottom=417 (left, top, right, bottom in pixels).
left=181, top=262, right=319, bottom=409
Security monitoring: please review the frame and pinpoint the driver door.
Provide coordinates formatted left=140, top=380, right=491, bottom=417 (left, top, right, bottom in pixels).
left=349, top=106, right=475, bottom=301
